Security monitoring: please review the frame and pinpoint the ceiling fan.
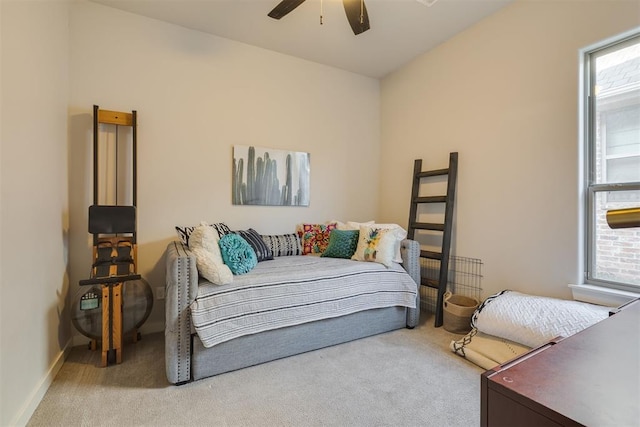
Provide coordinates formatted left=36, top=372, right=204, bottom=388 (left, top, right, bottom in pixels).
left=268, top=0, right=370, bottom=36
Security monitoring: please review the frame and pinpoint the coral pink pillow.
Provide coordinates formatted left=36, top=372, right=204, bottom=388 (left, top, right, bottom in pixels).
left=298, top=223, right=337, bottom=255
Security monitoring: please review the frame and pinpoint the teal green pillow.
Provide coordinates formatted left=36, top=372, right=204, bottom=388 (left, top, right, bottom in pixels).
left=321, top=229, right=359, bottom=259
left=219, top=234, right=258, bottom=275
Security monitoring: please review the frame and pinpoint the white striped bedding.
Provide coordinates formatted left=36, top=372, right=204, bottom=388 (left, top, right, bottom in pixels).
left=190, top=255, right=417, bottom=348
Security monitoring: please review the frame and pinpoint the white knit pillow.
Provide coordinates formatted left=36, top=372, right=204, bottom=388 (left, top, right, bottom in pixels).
left=189, top=222, right=233, bottom=285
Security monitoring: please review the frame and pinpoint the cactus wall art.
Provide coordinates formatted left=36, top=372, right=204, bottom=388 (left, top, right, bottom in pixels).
left=232, top=145, right=310, bottom=206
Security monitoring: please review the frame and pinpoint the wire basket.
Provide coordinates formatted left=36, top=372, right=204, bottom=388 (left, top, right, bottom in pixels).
left=419, top=255, right=483, bottom=315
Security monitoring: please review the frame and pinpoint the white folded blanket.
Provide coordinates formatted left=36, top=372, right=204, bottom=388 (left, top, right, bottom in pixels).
left=470, top=290, right=610, bottom=348
left=450, top=329, right=531, bottom=370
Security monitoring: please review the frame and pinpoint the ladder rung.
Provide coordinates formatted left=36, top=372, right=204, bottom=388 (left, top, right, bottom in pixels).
left=414, top=196, right=447, bottom=204
left=97, top=109, right=133, bottom=126
left=417, top=168, right=449, bottom=178
left=421, top=278, right=439, bottom=288
left=420, top=250, right=442, bottom=260
left=411, top=222, right=445, bottom=231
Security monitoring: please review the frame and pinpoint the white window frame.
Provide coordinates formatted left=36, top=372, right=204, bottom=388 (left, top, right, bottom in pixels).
left=579, top=27, right=640, bottom=294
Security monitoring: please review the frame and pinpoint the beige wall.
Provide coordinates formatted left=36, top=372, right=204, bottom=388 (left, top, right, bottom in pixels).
left=68, top=1, right=380, bottom=340
left=380, top=0, right=640, bottom=300
left=0, top=0, right=3, bottom=420
left=4, top=0, right=639, bottom=423
left=0, top=1, right=70, bottom=425
left=0, top=0, right=3, bottom=418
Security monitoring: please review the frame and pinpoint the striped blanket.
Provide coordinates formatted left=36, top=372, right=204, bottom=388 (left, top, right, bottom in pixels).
left=191, top=256, right=417, bottom=348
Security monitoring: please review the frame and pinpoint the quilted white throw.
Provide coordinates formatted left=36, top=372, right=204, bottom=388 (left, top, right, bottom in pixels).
left=471, top=290, right=610, bottom=348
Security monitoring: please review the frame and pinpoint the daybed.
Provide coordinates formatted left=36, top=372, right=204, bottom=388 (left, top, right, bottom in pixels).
left=164, top=238, right=421, bottom=384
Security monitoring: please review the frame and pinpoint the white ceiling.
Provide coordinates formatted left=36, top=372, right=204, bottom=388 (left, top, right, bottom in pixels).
left=89, top=0, right=513, bottom=78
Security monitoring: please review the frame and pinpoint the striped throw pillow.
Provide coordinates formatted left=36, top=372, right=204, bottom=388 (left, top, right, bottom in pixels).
left=260, top=233, right=302, bottom=257
left=232, top=228, right=273, bottom=262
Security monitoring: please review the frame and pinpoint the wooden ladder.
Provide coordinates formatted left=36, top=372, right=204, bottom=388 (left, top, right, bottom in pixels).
left=407, top=152, right=458, bottom=327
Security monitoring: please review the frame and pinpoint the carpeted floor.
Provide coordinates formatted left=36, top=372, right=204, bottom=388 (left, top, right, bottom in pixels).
left=28, top=314, right=483, bottom=427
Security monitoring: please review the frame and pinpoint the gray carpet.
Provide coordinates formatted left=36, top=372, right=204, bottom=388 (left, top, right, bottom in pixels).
left=28, top=314, right=483, bottom=427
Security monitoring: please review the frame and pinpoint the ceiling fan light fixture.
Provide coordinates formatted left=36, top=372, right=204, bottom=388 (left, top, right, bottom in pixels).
left=268, top=0, right=370, bottom=35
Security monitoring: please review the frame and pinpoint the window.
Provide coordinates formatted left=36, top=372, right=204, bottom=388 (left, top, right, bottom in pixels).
left=582, top=30, right=640, bottom=290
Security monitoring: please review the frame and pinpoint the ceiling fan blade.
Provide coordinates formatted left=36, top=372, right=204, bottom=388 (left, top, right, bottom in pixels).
left=268, top=0, right=307, bottom=20
left=343, top=0, right=370, bottom=35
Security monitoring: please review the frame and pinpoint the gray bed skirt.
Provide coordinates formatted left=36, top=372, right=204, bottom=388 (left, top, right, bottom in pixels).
left=192, top=306, right=408, bottom=380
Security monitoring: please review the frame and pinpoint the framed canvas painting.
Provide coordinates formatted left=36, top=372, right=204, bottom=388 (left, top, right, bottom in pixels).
left=232, top=145, right=310, bottom=206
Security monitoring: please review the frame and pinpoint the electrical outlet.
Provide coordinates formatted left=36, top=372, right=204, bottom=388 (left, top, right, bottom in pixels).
left=156, top=287, right=165, bottom=300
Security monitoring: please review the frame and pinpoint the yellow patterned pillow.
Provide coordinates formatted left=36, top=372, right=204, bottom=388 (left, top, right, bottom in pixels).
left=351, top=225, right=397, bottom=268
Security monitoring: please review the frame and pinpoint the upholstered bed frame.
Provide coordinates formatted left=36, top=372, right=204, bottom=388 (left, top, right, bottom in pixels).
left=164, top=239, right=421, bottom=384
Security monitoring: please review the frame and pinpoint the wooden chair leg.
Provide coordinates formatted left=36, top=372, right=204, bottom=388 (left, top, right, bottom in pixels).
left=100, top=282, right=124, bottom=366
left=113, top=283, right=123, bottom=364
left=101, top=284, right=110, bottom=367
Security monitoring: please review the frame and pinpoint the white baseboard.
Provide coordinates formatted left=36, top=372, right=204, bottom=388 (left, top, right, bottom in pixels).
left=71, top=320, right=165, bottom=347
left=17, top=320, right=165, bottom=425
left=12, top=339, right=71, bottom=427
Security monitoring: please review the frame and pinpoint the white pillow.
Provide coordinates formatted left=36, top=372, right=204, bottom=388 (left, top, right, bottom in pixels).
left=351, top=225, right=397, bottom=268
left=346, top=222, right=406, bottom=263
left=189, top=222, right=233, bottom=285
left=377, top=224, right=407, bottom=263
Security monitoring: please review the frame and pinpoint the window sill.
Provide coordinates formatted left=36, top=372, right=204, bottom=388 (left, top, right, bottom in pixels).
left=569, top=283, right=640, bottom=307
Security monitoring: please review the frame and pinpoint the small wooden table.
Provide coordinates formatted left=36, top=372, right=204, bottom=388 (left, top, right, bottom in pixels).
left=481, top=298, right=640, bottom=426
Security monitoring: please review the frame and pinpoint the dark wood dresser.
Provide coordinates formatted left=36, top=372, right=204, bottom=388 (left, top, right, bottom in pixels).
left=481, top=298, right=640, bottom=427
